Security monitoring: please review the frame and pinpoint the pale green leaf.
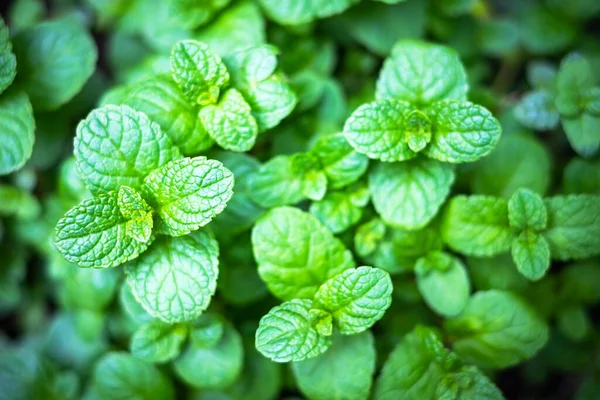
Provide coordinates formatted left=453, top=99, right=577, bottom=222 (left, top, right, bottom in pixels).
left=508, top=188, right=547, bottom=231
left=142, top=156, right=234, bottom=236
left=376, top=40, right=468, bottom=106
left=0, top=16, right=16, bottom=94
left=561, top=114, right=600, bottom=158
left=0, top=90, right=35, bottom=175
left=369, top=158, right=454, bottom=230
left=117, top=186, right=152, bottom=219
left=255, top=299, right=332, bottom=363
left=309, top=186, right=369, bottom=233
left=190, top=314, right=224, bottom=348
left=511, top=231, right=551, bottom=281
left=257, top=0, right=359, bottom=25
left=130, top=320, right=187, bottom=363
left=562, top=157, right=600, bottom=194
left=55, top=192, right=153, bottom=268
left=125, top=229, right=219, bottom=323
left=74, top=104, right=181, bottom=195
left=252, top=206, right=355, bottom=300
left=199, top=88, right=258, bottom=152
left=514, top=91, right=559, bottom=130
left=314, top=267, right=392, bottom=334
left=311, top=133, right=369, bottom=189
left=415, top=252, right=470, bottom=317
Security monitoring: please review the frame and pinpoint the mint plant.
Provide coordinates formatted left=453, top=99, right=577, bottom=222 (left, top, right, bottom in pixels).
left=2, top=1, right=600, bottom=399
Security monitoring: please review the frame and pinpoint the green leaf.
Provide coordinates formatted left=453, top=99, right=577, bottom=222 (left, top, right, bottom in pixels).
left=444, top=290, right=548, bottom=369
left=120, top=75, right=214, bottom=154
left=343, top=99, right=416, bottom=162
left=511, top=231, right=551, bottom=281
left=508, top=188, right=547, bottom=231
left=471, top=133, right=551, bottom=198
left=311, top=133, right=369, bottom=189
left=223, top=45, right=296, bottom=131
left=125, top=229, right=219, bottom=323
left=556, top=306, right=590, bottom=342
left=0, top=16, right=16, bottom=94
left=118, top=186, right=154, bottom=243
left=142, top=156, right=234, bottom=236
left=89, top=352, right=174, bottom=400
left=255, top=299, right=332, bottom=363
left=543, top=194, right=600, bottom=260
left=423, top=101, right=502, bottom=163
left=168, top=0, right=232, bottom=29
left=252, top=206, right=355, bottom=300
left=561, top=114, right=600, bottom=158
left=12, top=18, right=97, bottom=110
left=174, top=321, right=244, bottom=390
left=190, top=314, right=224, bottom=348
left=435, top=365, right=504, bottom=400
left=404, top=110, right=433, bottom=153
left=130, top=320, right=187, bottom=363
left=527, top=61, right=557, bottom=91
left=442, top=195, right=513, bottom=257
left=257, top=0, right=359, bottom=25
left=519, top=5, right=576, bottom=55
left=199, top=88, right=258, bottom=152
left=354, top=218, right=387, bottom=258
left=170, top=40, right=229, bottom=105
left=309, top=185, right=369, bottom=233
left=292, top=331, right=376, bottom=400
left=555, top=53, right=594, bottom=117
left=313, top=266, right=393, bottom=334
left=376, top=40, right=468, bottom=106
left=514, top=90, right=560, bottom=131
left=562, top=158, right=600, bottom=194
left=369, top=158, right=455, bottom=230
left=415, top=252, right=470, bottom=317
left=55, top=192, right=153, bottom=268
left=0, top=90, right=35, bottom=175
left=74, top=104, right=181, bottom=195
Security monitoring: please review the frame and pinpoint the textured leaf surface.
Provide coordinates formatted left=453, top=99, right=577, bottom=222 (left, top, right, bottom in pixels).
left=423, top=101, right=502, bottom=163
left=55, top=192, right=152, bottom=268
left=142, top=156, right=234, bottom=236
left=543, top=195, right=600, bottom=260
left=170, top=40, right=229, bottom=105
left=12, top=18, right=97, bottom=110
left=292, top=331, right=376, bottom=400
left=369, top=158, right=454, bottom=229
left=0, top=16, right=16, bottom=94
left=415, top=252, right=470, bottom=317
left=435, top=365, right=504, bottom=400
left=126, top=229, right=219, bottom=323
left=508, top=188, right=547, bottom=231
left=343, top=99, right=416, bottom=162
left=309, top=186, right=369, bottom=234
left=199, top=88, right=258, bottom=152
left=442, top=196, right=513, bottom=257
left=376, top=40, right=468, bottom=105
left=174, top=322, right=243, bottom=389
left=255, top=299, right=332, bottom=363
left=311, top=133, right=369, bottom=189
left=257, top=0, right=359, bottom=25
left=445, top=290, right=548, bottom=369
left=75, top=105, right=181, bottom=194
left=314, top=267, right=392, bottom=334
left=0, top=90, right=35, bottom=175
left=130, top=320, right=187, bottom=363
left=252, top=207, right=355, bottom=300
left=514, top=90, right=559, bottom=130
left=511, top=231, right=551, bottom=281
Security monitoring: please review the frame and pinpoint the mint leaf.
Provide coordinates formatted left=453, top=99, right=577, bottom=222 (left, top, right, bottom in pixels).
left=343, top=99, right=416, bottom=162
left=142, top=156, right=234, bottom=236
left=311, top=133, right=369, bottom=189
left=125, top=229, right=219, bottom=323
left=190, top=314, right=224, bottom=348
left=561, top=114, right=600, bottom=158
left=0, top=16, right=16, bottom=94
left=74, top=104, right=181, bottom=195
left=199, top=88, right=258, bottom=152
left=376, top=40, right=468, bottom=106
left=309, top=185, right=369, bottom=234
left=423, top=101, right=502, bottom=163
left=445, top=290, right=548, bottom=369
left=55, top=192, right=153, bottom=268
left=415, top=252, right=470, bottom=317
left=543, top=194, right=600, bottom=260
left=562, top=157, right=600, bottom=194
left=257, top=0, right=359, bottom=25
left=0, top=90, right=35, bottom=175
left=117, top=186, right=152, bottom=219
left=121, top=75, right=214, bottom=154
left=89, top=352, right=174, bottom=400
left=173, top=321, right=243, bottom=389
left=170, top=40, right=229, bottom=105
left=471, top=133, right=551, bottom=198
left=354, top=218, right=387, bottom=258
left=252, top=206, right=355, bottom=300
left=12, top=18, right=97, bottom=110
left=442, top=195, right=513, bottom=257
left=168, top=0, right=232, bottom=29
left=314, top=266, right=392, bottom=334
left=514, top=91, right=560, bottom=130
left=223, top=45, right=297, bottom=131
left=130, top=320, right=187, bottom=363
left=369, top=158, right=455, bottom=230
left=511, top=231, right=551, bottom=281
left=435, top=365, right=504, bottom=400
left=508, top=188, right=547, bottom=231
left=292, top=331, right=376, bottom=400
left=255, top=299, right=332, bottom=363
